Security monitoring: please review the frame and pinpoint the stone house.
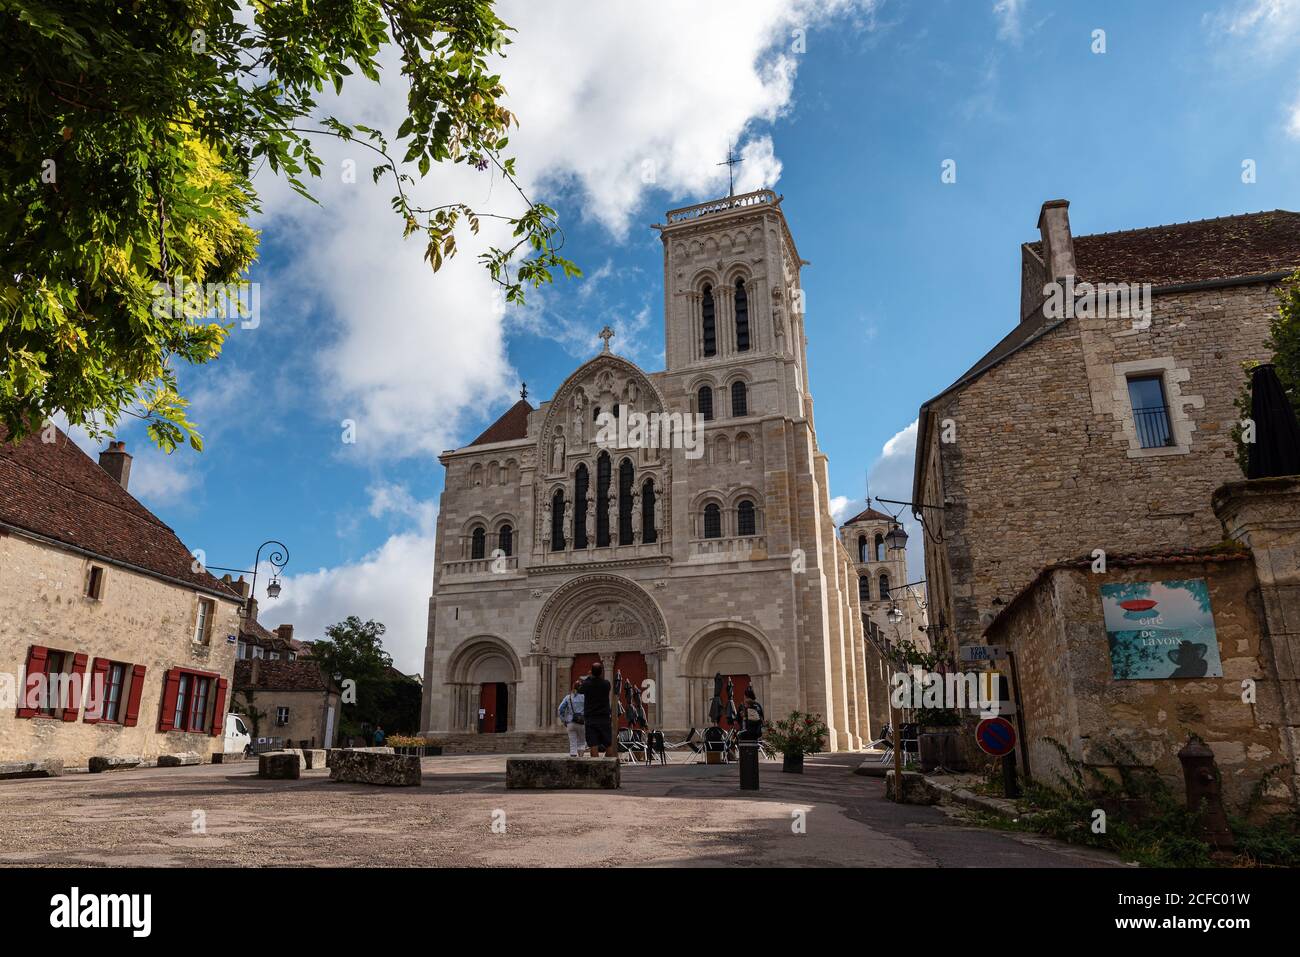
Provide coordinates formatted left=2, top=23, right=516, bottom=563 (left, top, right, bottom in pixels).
left=420, top=189, right=874, bottom=750
left=913, top=200, right=1300, bottom=654
left=231, top=658, right=340, bottom=749
left=839, top=505, right=928, bottom=651
left=0, top=428, right=242, bottom=770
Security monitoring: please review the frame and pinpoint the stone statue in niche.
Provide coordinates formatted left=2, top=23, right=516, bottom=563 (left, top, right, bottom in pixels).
left=571, top=390, right=586, bottom=443
left=551, top=431, right=565, bottom=473
left=584, top=497, right=594, bottom=547
left=562, top=496, right=572, bottom=546
left=630, top=488, right=642, bottom=544
left=607, top=496, right=618, bottom=544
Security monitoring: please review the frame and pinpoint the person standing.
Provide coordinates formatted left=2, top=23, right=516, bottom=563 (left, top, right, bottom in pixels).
left=580, top=662, right=613, bottom=757
left=373, top=725, right=386, bottom=748
left=558, top=680, right=586, bottom=757
left=738, top=686, right=764, bottom=742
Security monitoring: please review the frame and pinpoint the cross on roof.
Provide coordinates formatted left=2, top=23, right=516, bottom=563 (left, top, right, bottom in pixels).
left=598, top=325, right=615, bottom=353
left=717, top=142, right=742, bottom=197
left=520, top=382, right=528, bottom=401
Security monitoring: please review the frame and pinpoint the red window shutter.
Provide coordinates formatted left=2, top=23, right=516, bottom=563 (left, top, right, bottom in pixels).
left=62, top=652, right=89, bottom=721
left=210, top=677, right=229, bottom=736
left=17, top=646, right=47, bottom=718
left=122, top=665, right=147, bottom=727
left=83, top=658, right=111, bottom=724
left=157, top=668, right=181, bottom=732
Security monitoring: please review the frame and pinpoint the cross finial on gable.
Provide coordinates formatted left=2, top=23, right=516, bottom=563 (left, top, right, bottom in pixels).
left=598, top=325, right=615, bottom=353
left=717, top=142, right=742, bottom=197
left=520, top=382, right=528, bottom=401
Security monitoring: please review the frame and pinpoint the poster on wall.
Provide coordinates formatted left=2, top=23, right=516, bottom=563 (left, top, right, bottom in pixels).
left=1101, top=578, right=1223, bottom=680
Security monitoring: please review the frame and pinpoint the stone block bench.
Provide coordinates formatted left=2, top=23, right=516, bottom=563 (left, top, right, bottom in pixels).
left=506, top=757, right=620, bottom=790
left=301, top=748, right=327, bottom=770
left=89, top=755, right=141, bottom=774
left=158, top=752, right=201, bottom=767
left=0, top=759, right=63, bottom=779
left=328, top=749, right=420, bottom=786
left=258, top=751, right=301, bottom=780
left=211, top=752, right=246, bottom=764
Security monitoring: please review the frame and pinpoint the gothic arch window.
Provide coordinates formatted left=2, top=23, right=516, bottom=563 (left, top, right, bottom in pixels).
left=551, top=489, right=566, bottom=552
left=498, top=524, right=513, bottom=557
left=875, top=533, right=885, bottom=562
left=734, top=278, right=750, bottom=352
left=573, top=464, right=589, bottom=550
left=703, top=503, right=722, bottom=539
left=698, top=385, right=714, bottom=422
left=596, top=451, right=612, bottom=547
left=737, top=499, right=756, bottom=537
left=642, top=478, right=657, bottom=544
left=702, top=284, right=717, bottom=357
left=859, top=575, right=870, bottom=602
left=731, top=380, right=748, bottom=417
left=879, top=572, right=891, bottom=600
left=471, top=526, right=486, bottom=560
left=618, top=459, right=635, bottom=545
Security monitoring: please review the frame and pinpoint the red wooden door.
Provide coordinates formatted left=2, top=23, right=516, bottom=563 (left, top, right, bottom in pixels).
left=615, top=652, right=648, bottom=729
left=570, top=654, right=602, bottom=698
left=719, top=674, right=750, bottom=730
left=478, top=682, right=499, bottom=733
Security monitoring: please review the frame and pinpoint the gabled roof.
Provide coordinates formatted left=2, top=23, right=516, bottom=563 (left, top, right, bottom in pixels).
left=0, top=426, right=236, bottom=598
left=467, top=399, right=533, bottom=447
left=233, top=659, right=334, bottom=693
left=1025, top=210, right=1300, bottom=286
left=841, top=506, right=893, bottom=526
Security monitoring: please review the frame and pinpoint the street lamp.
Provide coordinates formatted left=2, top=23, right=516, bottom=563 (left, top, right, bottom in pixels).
left=887, top=604, right=905, bottom=625
left=207, top=539, right=290, bottom=618
left=884, top=522, right=908, bottom=552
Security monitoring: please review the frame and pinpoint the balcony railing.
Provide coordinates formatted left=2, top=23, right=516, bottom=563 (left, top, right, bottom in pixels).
left=690, top=535, right=766, bottom=561
left=1133, top=406, right=1174, bottom=449
left=441, top=556, right=518, bottom=577
left=665, top=189, right=777, bottom=225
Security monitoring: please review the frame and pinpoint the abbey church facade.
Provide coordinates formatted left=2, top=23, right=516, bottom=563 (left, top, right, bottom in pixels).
left=419, top=190, right=876, bottom=750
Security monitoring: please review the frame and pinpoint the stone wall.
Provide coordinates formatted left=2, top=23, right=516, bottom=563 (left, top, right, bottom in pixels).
left=0, top=532, right=242, bottom=766
left=986, top=554, right=1293, bottom=811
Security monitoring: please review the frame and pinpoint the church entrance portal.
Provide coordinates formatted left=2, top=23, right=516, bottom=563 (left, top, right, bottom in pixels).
left=478, top=682, right=508, bottom=733
left=571, top=651, right=648, bottom=730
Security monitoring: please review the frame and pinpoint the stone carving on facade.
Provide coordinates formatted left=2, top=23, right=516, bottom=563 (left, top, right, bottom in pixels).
left=551, top=431, right=565, bottom=474
left=630, top=488, right=642, bottom=544
left=584, top=496, right=594, bottom=547
left=573, top=605, right=644, bottom=643
left=606, top=496, right=618, bottom=545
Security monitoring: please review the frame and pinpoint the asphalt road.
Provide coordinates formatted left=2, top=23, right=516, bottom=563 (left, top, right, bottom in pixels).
left=0, top=752, right=1123, bottom=867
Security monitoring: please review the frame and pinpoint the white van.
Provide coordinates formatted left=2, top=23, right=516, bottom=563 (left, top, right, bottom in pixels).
left=224, top=713, right=251, bottom=754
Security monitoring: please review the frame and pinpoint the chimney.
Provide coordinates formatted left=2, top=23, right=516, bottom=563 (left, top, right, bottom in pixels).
left=1037, top=199, right=1076, bottom=282
left=276, top=624, right=294, bottom=642
left=250, top=657, right=261, bottom=686
left=225, top=575, right=251, bottom=601
left=98, top=441, right=132, bottom=490
left=246, top=597, right=259, bottom=624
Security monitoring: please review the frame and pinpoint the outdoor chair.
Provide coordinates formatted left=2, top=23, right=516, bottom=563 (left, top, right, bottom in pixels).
left=663, top=728, right=702, bottom=762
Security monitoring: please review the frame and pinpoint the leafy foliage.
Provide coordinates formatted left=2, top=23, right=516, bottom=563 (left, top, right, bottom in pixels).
left=763, top=710, right=830, bottom=756
left=310, top=616, right=420, bottom=736
left=0, top=0, right=577, bottom=448
left=1232, top=268, right=1300, bottom=473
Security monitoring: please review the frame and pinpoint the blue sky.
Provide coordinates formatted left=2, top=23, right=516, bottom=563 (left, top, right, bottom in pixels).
left=91, top=1, right=1300, bottom=672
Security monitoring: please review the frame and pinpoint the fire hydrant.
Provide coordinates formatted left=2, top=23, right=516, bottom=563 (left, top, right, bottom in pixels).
left=1177, top=738, right=1234, bottom=851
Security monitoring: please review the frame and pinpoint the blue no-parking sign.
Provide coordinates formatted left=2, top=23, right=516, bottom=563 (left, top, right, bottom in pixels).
left=976, top=717, right=1016, bottom=756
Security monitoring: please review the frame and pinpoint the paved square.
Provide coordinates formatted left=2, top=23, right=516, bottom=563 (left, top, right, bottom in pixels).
left=0, top=753, right=1120, bottom=867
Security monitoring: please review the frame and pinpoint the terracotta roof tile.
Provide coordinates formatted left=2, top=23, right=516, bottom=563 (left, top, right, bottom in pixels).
left=0, top=426, right=236, bottom=597
left=233, top=659, right=333, bottom=693
left=468, top=399, right=532, bottom=447
left=841, top=506, right=894, bottom=526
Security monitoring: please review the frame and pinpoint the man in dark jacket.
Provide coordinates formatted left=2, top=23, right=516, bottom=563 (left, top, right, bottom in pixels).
left=580, top=662, right=614, bottom=757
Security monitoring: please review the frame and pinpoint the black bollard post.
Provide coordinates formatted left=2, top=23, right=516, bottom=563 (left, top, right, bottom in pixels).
left=1002, top=750, right=1020, bottom=798
left=739, top=740, right=759, bottom=790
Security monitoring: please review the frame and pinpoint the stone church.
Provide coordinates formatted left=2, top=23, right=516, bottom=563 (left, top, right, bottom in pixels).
left=419, top=189, right=875, bottom=751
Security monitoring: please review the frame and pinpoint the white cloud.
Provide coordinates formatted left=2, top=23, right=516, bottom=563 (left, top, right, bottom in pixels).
left=829, top=495, right=856, bottom=524
left=866, top=418, right=924, bottom=582
left=127, top=450, right=201, bottom=508
left=993, top=0, right=1027, bottom=44
left=1206, top=0, right=1300, bottom=137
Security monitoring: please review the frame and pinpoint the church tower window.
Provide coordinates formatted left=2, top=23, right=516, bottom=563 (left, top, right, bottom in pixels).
left=618, top=459, right=635, bottom=545
left=702, top=285, right=717, bottom=357
left=573, top=464, right=589, bottom=549
left=698, top=386, right=714, bottom=422
left=703, top=503, right=722, bottom=539
left=734, top=278, right=750, bottom=352
left=471, top=526, right=486, bottom=560
left=596, top=451, right=612, bottom=547
left=642, top=479, right=657, bottom=544
left=551, top=489, right=566, bottom=551
left=731, top=381, right=748, bottom=417
left=498, top=524, right=513, bottom=557
left=737, top=499, right=756, bottom=536
left=875, top=533, right=885, bottom=562
left=859, top=575, right=870, bottom=602
left=857, top=535, right=868, bottom=564
left=879, top=572, right=891, bottom=600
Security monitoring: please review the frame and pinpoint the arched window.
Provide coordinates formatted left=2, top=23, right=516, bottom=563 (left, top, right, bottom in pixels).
left=879, top=572, right=890, bottom=600
left=731, top=380, right=748, bottom=417
left=498, top=524, right=513, bottom=557
left=736, top=432, right=752, bottom=462
left=642, top=479, right=657, bottom=544
left=858, top=535, right=868, bottom=564
left=698, top=385, right=714, bottom=422
left=702, top=285, right=717, bottom=357
left=471, top=526, right=486, bottom=560
left=596, top=451, right=612, bottom=547
left=737, top=499, right=756, bottom=536
left=573, top=464, right=589, bottom=549
left=875, top=533, right=885, bottom=562
left=551, top=490, right=566, bottom=551
left=859, top=575, right=870, bottom=602
left=618, top=459, right=635, bottom=546
left=703, top=503, right=722, bottom=539
left=734, top=278, right=750, bottom=352
left=593, top=405, right=601, bottom=422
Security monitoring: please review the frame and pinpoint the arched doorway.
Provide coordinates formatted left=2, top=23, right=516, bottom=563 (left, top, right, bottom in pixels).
left=446, top=636, right=522, bottom=733
left=679, top=622, right=774, bottom=730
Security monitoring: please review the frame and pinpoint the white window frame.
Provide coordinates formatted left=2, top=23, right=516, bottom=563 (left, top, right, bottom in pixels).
left=193, top=597, right=215, bottom=645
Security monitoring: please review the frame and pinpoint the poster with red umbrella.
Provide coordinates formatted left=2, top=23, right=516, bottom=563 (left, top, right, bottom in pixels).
left=1101, top=579, right=1222, bottom=680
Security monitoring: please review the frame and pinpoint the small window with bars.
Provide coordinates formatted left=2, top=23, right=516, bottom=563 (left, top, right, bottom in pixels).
left=1127, top=374, right=1174, bottom=449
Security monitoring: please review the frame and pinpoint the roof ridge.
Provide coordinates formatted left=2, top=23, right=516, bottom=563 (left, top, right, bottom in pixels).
left=1057, top=209, right=1296, bottom=244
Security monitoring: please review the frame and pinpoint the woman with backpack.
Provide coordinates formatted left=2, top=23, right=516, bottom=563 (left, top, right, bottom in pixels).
left=558, top=680, right=585, bottom=757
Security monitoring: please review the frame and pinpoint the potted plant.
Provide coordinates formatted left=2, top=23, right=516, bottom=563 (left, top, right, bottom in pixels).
left=764, top=711, right=829, bottom=773
left=387, top=734, right=441, bottom=757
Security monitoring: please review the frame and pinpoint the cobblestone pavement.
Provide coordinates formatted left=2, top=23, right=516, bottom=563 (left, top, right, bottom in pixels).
left=0, top=752, right=1123, bottom=867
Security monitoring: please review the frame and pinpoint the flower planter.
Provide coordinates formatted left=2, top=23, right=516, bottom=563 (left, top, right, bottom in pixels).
left=782, top=752, right=804, bottom=774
